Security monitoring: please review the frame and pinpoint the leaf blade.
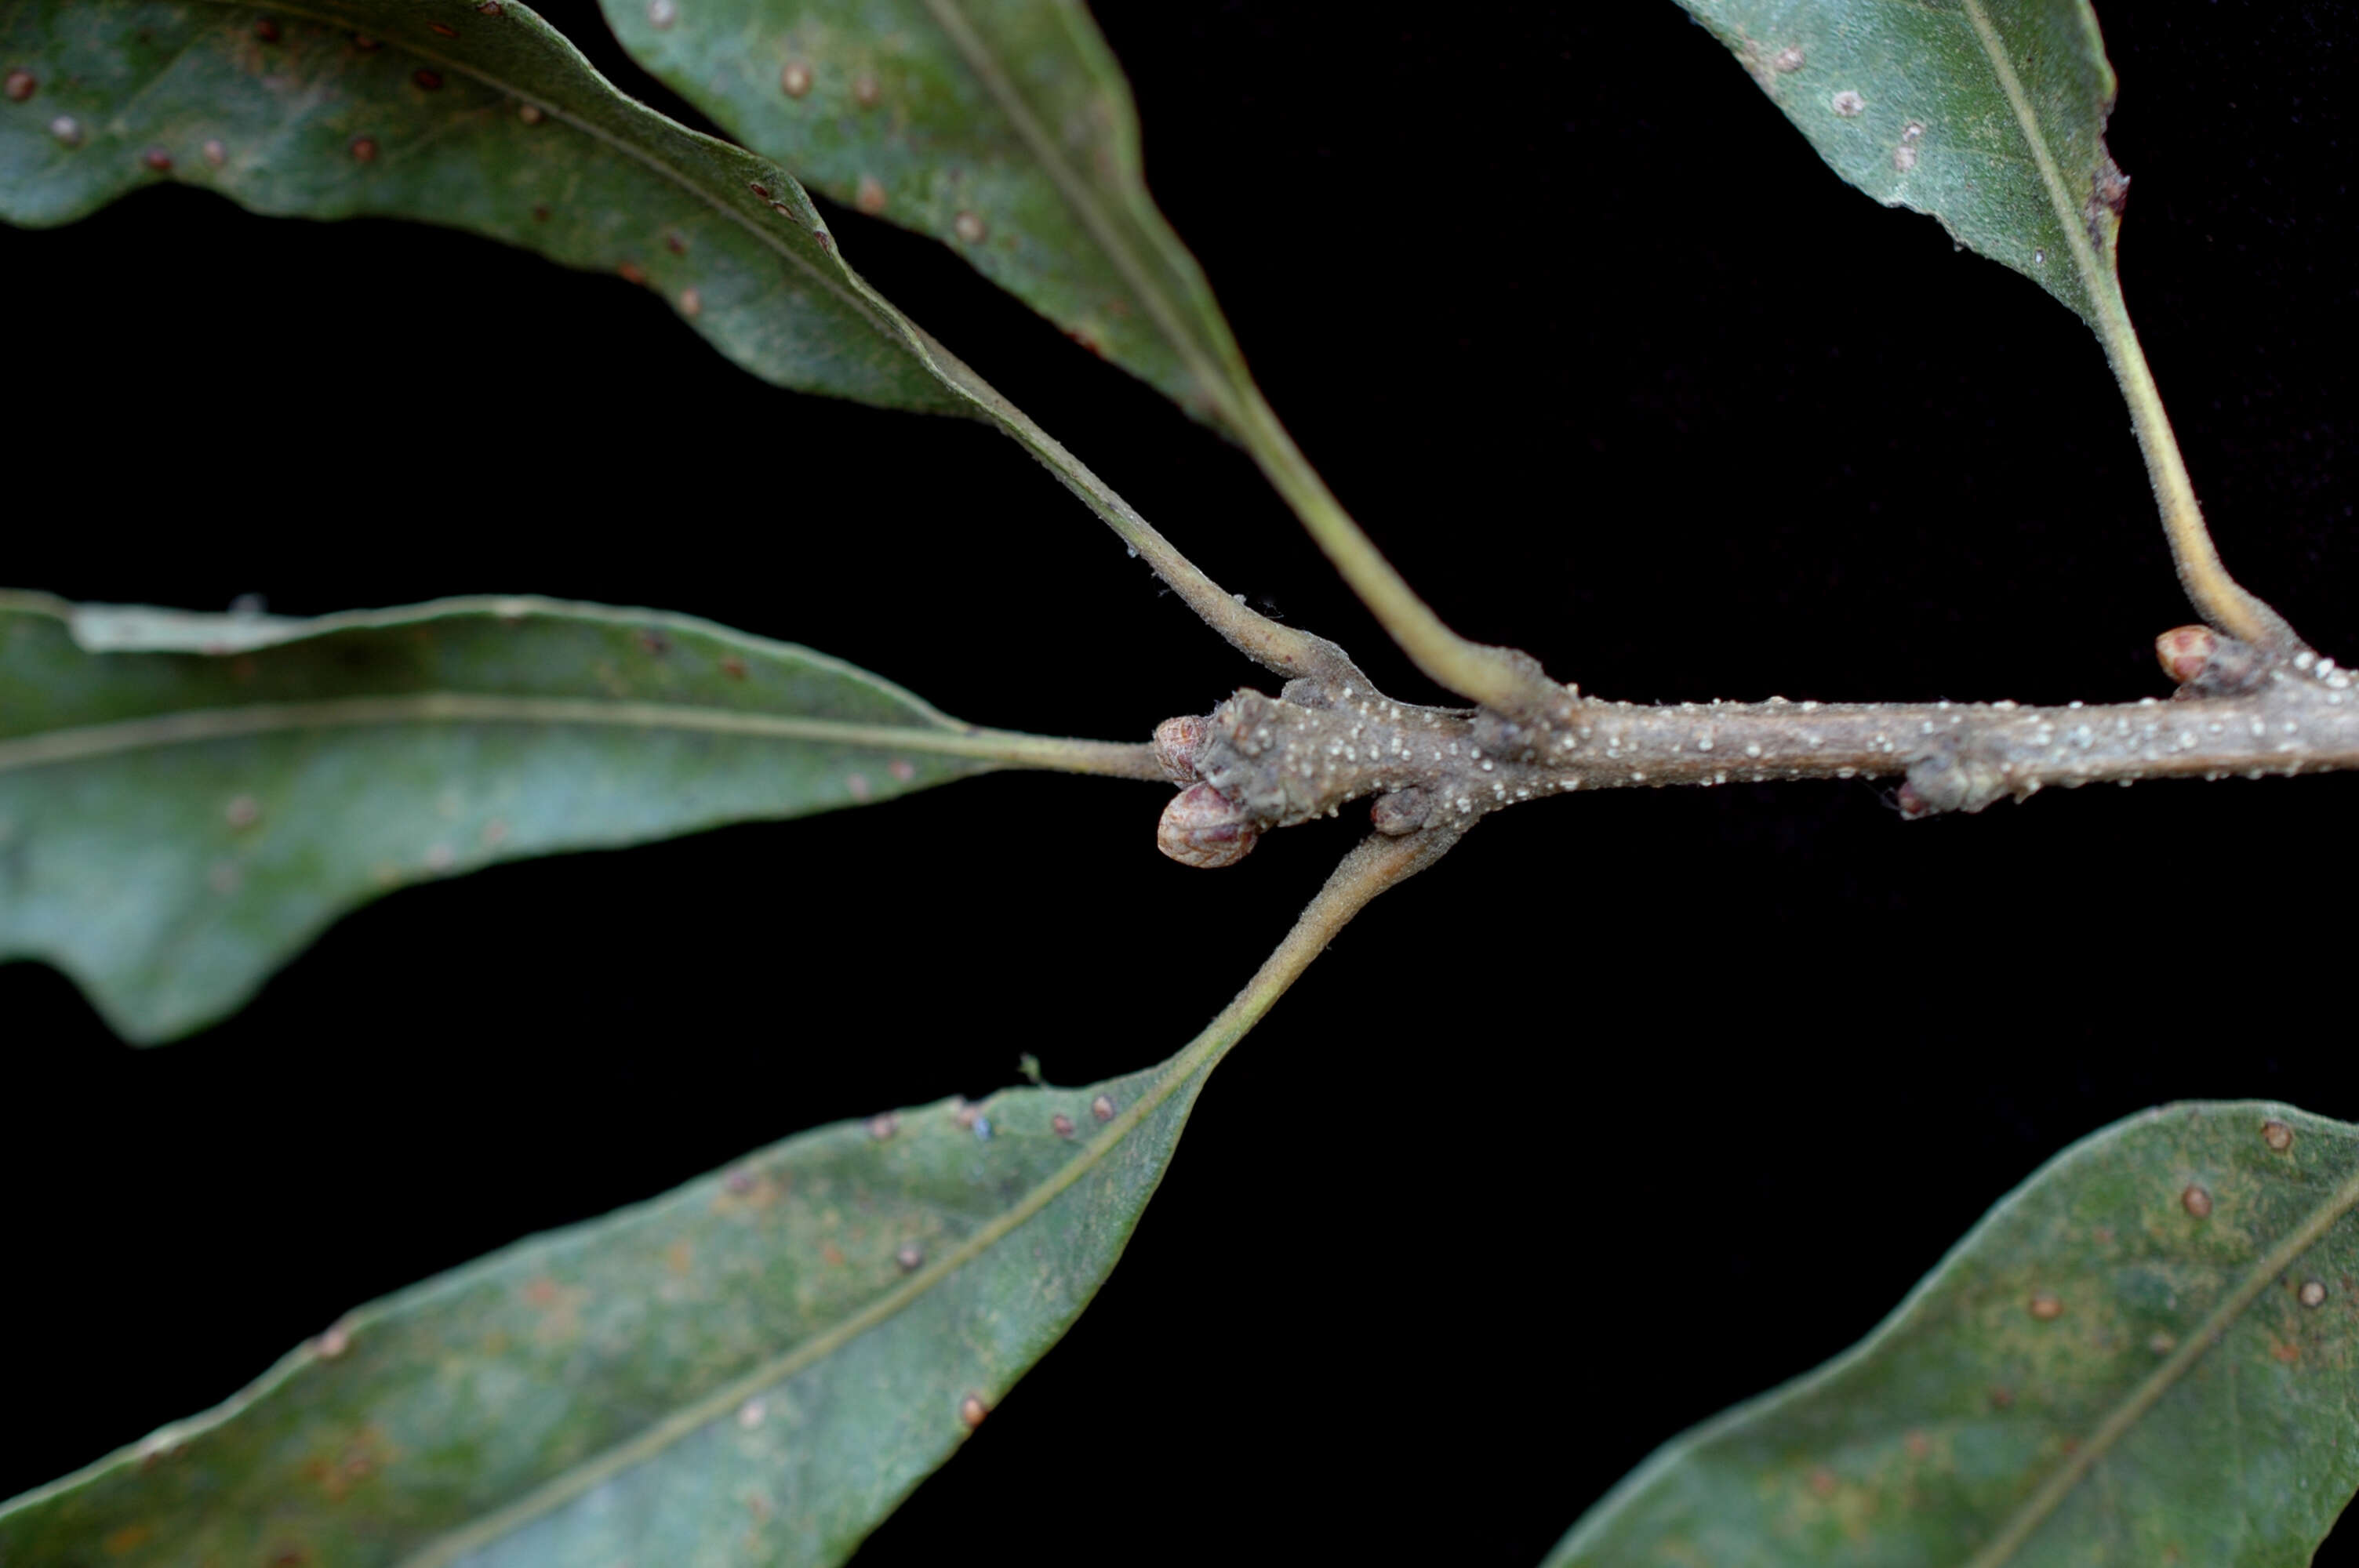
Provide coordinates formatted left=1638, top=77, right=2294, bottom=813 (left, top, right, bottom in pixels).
left=0, top=1051, right=1213, bottom=1566
left=0, top=0, right=967, bottom=411
left=598, top=0, right=1253, bottom=426
left=0, top=593, right=1100, bottom=1043
left=1674, top=0, right=2125, bottom=325
left=1550, top=1101, right=2359, bottom=1565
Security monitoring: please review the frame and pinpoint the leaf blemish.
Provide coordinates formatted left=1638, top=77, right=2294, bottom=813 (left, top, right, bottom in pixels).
left=1831, top=89, right=1865, bottom=118
left=2301, top=1279, right=2328, bottom=1308
left=648, top=0, right=677, bottom=30
left=852, top=72, right=881, bottom=109
left=1052, top=1112, right=1076, bottom=1138
left=2182, top=1184, right=2213, bottom=1218
left=895, top=1242, right=924, bottom=1272
left=953, top=210, right=987, bottom=244
left=1091, top=1094, right=1116, bottom=1122
left=867, top=1112, right=899, bottom=1141
left=225, top=794, right=260, bottom=828
left=204, top=138, right=227, bottom=165
left=2028, top=1290, right=2063, bottom=1321
left=3, top=69, right=35, bottom=102
left=2263, top=1119, right=2296, bottom=1152
left=856, top=175, right=887, bottom=214
left=1772, top=45, right=1804, bottom=74
left=736, top=1398, right=765, bottom=1429
left=678, top=286, right=701, bottom=317
left=959, top=1394, right=987, bottom=1429
left=780, top=61, right=812, bottom=99
left=350, top=136, right=377, bottom=163
left=142, top=147, right=172, bottom=172
left=517, top=102, right=543, bottom=124
left=48, top=114, right=79, bottom=145
left=413, top=69, right=442, bottom=91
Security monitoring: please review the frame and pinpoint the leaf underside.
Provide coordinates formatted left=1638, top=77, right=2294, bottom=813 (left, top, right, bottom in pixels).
left=0, top=1052, right=1215, bottom=1566
left=1552, top=1101, right=2359, bottom=1566
left=0, top=0, right=975, bottom=411
left=0, top=593, right=995, bottom=1042
left=1674, top=0, right=2125, bottom=326
left=600, top=0, right=1252, bottom=428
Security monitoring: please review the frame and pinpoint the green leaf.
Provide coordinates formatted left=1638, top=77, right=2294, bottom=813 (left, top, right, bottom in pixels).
left=1673, top=0, right=2126, bottom=325
left=0, top=0, right=975, bottom=412
left=0, top=1047, right=1215, bottom=1566
left=1550, top=1101, right=2359, bottom=1566
left=0, top=592, right=1110, bottom=1044
left=598, top=0, right=1253, bottom=427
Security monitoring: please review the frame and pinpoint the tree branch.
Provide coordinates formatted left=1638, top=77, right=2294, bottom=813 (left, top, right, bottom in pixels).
left=1145, top=633, right=2359, bottom=860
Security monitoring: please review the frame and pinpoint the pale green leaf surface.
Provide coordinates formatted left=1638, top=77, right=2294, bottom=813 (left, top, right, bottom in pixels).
left=0, top=593, right=1009, bottom=1043
left=1674, top=0, right=2124, bottom=325
left=599, top=0, right=1252, bottom=426
left=0, top=0, right=972, bottom=412
left=0, top=1052, right=1213, bottom=1566
left=1551, top=1101, right=2359, bottom=1566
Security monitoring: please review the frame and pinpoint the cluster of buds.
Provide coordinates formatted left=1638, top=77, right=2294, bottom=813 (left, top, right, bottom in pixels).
left=1152, top=715, right=1257, bottom=868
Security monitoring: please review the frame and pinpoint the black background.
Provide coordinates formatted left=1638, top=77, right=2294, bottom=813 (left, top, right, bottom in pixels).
left=5, top=2, right=2357, bottom=1562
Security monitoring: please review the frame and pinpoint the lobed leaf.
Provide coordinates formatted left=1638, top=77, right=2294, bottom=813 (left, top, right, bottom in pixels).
left=1674, top=0, right=2126, bottom=326
left=598, top=0, right=1255, bottom=428
left=0, top=1050, right=1215, bottom=1566
left=1552, top=1101, right=2359, bottom=1566
left=0, top=593, right=1063, bottom=1043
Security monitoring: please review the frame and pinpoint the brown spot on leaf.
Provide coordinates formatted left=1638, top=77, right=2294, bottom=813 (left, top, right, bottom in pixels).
left=953, top=210, right=987, bottom=244
left=532, top=202, right=551, bottom=222
left=821, top=1241, right=845, bottom=1265
left=617, top=261, right=646, bottom=285
left=852, top=71, right=880, bottom=108
left=1052, top=1112, right=1077, bottom=1138
left=2272, top=1337, right=2301, bottom=1364
left=2263, top=1119, right=2295, bottom=1152
left=413, top=68, right=443, bottom=90
left=678, top=287, right=701, bottom=317
left=255, top=17, right=281, bottom=42
left=1807, top=1467, right=1837, bottom=1500
left=855, top=175, right=887, bottom=214
left=719, top=655, right=747, bottom=679
left=2301, top=1279, right=2328, bottom=1308
left=2182, top=1184, right=2212, bottom=1218
left=637, top=626, right=668, bottom=652
left=1989, top=1385, right=2015, bottom=1409
left=780, top=61, right=812, bottom=98
left=350, top=136, right=377, bottom=162
left=896, top=1242, right=925, bottom=1271
left=959, top=1393, right=988, bottom=1428
left=142, top=147, right=173, bottom=172
left=101, top=1523, right=152, bottom=1554
left=1092, top=1094, right=1116, bottom=1122
left=4, top=69, right=37, bottom=102
left=867, top=1112, right=900, bottom=1141
left=2028, top=1290, right=2063, bottom=1320
left=429, top=20, right=458, bottom=35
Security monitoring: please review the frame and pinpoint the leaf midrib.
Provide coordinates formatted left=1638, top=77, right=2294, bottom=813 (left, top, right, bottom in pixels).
left=1964, top=1152, right=2359, bottom=1566
left=397, top=1025, right=1235, bottom=1567
left=188, top=0, right=916, bottom=370
left=1957, top=0, right=2113, bottom=307
left=916, top=0, right=1241, bottom=426
left=0, top=693, right=1161, bottom=778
